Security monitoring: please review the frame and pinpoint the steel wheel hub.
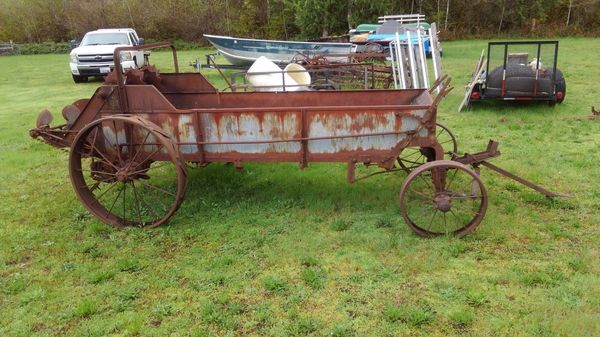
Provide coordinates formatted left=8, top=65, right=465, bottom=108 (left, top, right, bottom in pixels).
left=434, top=193, right=452, bottom=212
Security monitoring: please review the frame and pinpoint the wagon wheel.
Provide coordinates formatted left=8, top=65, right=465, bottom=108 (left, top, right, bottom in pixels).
left=396, top=122, right=457, bottom=173
left=398, top=160, right=487, bottom=237
left=69, top=115, right=187, bottom=228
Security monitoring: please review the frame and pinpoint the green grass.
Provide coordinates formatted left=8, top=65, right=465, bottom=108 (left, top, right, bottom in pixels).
left=1, top=40, right=600, bottom=336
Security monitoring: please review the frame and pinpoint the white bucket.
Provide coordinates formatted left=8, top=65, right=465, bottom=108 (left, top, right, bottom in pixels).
left=246, top=56, right=310, bottom=91
left=284, top=63, right=311, bottom=91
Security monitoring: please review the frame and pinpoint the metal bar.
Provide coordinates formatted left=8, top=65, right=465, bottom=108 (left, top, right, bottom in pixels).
left=552, top=42, right=558, bottom=92
left=179, top=128, right=420, bottom=146
left=534, top=43, right=541, bottom=96
left=416, top=28, right=429, bottom=88
left=485, top=43, right=492, bottom=90
left=429, top=26, right=440, bottom=93
left=113, top=42, right=179, bottom=114
left=501, top=44, right=508, bottom=97
left=207, top=56, right=234, bottom=90
left=488, top=40, right=559, bottom=46
left=115, top=103, right=433, bottom=114
left=390, top=39, right=398, bottom=89
left=300, top=109, right=308, bottom=168
left=396, top=33, right=406, bottom=89
left=479, top=161, right=563, bottom=198
left=371, top=63, right=375, bottom=89
left=406, top=31, right=418, bottom=89
left=192, top=111, right=206, bottom=164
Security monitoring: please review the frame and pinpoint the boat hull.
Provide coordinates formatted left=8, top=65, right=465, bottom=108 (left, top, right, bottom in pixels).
left=204, top=34, right=354, bottom=65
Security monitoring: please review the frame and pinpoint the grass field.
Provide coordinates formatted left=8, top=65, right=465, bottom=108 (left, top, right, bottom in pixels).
left=1, top=38, right=599, bottom=337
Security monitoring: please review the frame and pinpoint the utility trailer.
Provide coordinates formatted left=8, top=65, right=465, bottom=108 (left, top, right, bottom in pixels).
left=31, top=43, right=561, bottom=237
left=459, top=41, right=565, bottom=112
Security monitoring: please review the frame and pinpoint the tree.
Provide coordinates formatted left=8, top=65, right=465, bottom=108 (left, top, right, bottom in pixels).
left=294, top=0, right=348, bottom=38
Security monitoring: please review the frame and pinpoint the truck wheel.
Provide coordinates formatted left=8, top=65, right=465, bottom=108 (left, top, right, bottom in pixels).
left=72, top=74, right=88, bottom=83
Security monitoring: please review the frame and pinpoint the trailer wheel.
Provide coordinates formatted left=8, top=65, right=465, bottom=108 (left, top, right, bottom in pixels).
left=69, top=115, right=187, bottom=228
left=396, top=122, right=457, bottom=173
left=399, top=160, right=487, bottom=237
left=551, top=69, right=566, bottom=103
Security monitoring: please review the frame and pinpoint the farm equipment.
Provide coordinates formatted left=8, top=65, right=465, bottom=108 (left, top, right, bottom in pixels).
left=459, top=41, right=565, bottom=112
left=31, top=43, right=561, bottom=237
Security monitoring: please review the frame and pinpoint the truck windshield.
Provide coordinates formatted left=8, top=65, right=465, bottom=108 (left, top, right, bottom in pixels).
left=81, top=33, right=130, bottom=46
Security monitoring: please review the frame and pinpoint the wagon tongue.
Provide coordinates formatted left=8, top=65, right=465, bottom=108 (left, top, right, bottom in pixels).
left=35, top=109, right=53, bottom=128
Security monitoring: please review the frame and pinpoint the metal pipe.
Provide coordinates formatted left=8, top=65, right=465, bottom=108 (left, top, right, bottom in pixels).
left=416, top=28, right=429, bottom=89
left=406, top=31, right=418, bottom=89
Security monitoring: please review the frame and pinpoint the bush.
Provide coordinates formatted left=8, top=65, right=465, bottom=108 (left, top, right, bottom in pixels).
left=19, top=42, right=71, bottom=55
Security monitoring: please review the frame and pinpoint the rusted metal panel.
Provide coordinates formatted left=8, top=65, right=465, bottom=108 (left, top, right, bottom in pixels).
left=200, top=112, right=302, bottom=154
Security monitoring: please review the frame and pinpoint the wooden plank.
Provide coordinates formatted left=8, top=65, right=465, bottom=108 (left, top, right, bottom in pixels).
left=458, top=50, right=486, bottom=112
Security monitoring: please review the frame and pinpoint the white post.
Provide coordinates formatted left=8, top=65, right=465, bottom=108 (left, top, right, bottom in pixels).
left=396, top=32, right=406, bottom=89
left=390, top=40, right=398, bottom=89
left=416, top=28, right=429, bottom=88
left=406, top=30, right=418, bottom=89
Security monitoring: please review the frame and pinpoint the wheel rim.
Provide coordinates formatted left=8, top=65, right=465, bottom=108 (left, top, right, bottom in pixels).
left=396, top=122, right=458, bottom=172
left=69, top=116, right=187, bottom=228
left=399, top=160, right=487, bottom=237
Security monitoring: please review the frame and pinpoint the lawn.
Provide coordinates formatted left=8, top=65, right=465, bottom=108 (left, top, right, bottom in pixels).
left=1, top=39, right=599, bottom=337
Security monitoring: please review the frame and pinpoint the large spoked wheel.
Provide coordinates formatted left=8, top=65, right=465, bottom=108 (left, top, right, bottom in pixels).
left=396, top=122, right=458, bottom=173
left=69, top=115, right=187, bottom=228
left=399, top=160, right=487, bottom=237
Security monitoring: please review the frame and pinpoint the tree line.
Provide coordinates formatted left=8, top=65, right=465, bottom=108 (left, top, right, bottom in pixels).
left=1, top=0, right=599, bottom=43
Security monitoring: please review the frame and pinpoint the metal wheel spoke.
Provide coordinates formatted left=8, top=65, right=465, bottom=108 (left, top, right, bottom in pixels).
left=129, top=181, right=144, bottom=226
left=86, top=178, right=115, bottom=190
left=139, top=186, right=170, bottom=213
left=426, top=210, right=438, bottom=231
left=417, top=171, right=435, bottom=191
left=122, top=182, right=127, bottom=220
left=400, top=149, right=422, bottom=159
left=113, top=120, right=124, bottom=167
left=132, top=181, right=160, bottom=221
left=133, top=144, right=165, bottom=171
left=89, top=141, right=120, bottom=172
left=108, top=184, right=125, bottom=215
left=450, top=194, right=484, bottom=200
left=137, top=180, right=176, bottom=197
left=128, top=162, right=172, bottom=176
left=127, top=131, right=151, bottom=169
left=408, top=188, right=435, bottom=200
left=451, top=202, right=480, bottom=215
left=400, top=157, right=425, bottom=166
left=77, top=168, right=116, bottom=176
left=443, top=212, right=449, bottom=234
left=449, top=208, right=462, bottom=223
left=94, top=181, right=119, bottom=202
left=87, top=127, right=100, bottom=157
left=445, top=168, right=459, bottom=191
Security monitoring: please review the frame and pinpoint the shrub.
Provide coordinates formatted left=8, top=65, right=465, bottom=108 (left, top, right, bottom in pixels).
left=19, top=42, right=71, bottom=55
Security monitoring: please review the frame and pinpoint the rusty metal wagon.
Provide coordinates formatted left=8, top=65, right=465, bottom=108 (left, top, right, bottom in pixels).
left=31, top=43, right=560, bottom=237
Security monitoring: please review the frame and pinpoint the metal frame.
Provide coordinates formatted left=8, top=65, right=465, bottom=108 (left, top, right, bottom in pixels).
left=483, top=40, right=559, bottom=101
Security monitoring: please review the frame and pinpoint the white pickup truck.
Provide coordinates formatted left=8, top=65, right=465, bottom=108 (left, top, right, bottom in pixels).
left=69, top=28, right=147, bottom=83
